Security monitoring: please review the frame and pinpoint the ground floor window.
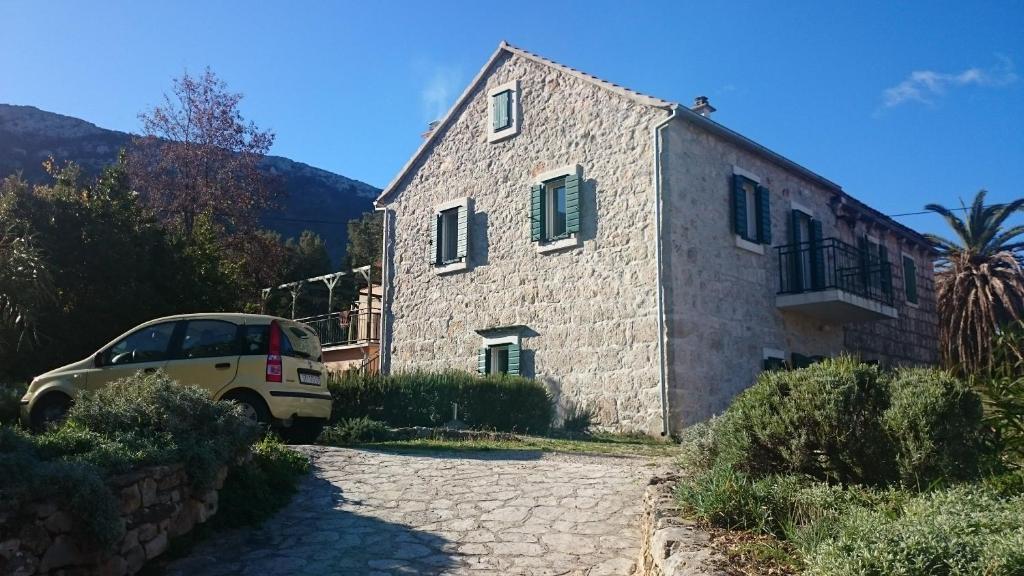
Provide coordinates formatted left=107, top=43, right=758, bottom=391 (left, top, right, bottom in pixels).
left=476, top=333, right=521, bottom=376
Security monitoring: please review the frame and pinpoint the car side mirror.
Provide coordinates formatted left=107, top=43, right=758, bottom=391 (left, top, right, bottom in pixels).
left=94, top=351, right=105, bottom=368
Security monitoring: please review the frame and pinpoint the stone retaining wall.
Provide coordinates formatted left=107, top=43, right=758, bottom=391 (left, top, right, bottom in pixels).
left=635, top=474, right=727, bottom=576
left=0, top=463, right=229, bottom=576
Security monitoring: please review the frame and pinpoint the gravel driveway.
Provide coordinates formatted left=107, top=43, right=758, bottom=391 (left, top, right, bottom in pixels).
left=163, top=446, right=662, bottom=576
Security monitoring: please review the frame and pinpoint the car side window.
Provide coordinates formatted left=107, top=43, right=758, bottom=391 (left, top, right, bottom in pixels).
left=178, top=320, right=240, bottom=359
left=106, top=322, right=177, bottom=365
left=241, top=324, right=269, bottom=355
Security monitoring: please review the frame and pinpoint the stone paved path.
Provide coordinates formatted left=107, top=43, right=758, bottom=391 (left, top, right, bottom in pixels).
left=163, top=446, right=662, bottom=576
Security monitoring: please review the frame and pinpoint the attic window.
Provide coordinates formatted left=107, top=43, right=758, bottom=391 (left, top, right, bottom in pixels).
left=488, top=80, right=520, bottom=142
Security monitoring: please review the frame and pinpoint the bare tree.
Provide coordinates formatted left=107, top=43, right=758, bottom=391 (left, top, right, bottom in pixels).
left=129, top=68, right=278, bottom=238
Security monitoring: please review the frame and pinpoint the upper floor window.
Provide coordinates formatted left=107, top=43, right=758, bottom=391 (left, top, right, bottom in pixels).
left=430, top=197, right=470, bottom=274
left=731, top=172, right=771, bottom=245
left=531, top=165, right=581, bottom=253
left=902, top=253, right=919, bottom=305
left=487, top=80, right=520, bottom=142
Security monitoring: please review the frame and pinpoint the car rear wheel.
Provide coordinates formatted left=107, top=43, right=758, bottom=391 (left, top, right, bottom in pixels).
left=222, top=391, right=271, bottom=426
left=31, top=393, right=72, bottom=432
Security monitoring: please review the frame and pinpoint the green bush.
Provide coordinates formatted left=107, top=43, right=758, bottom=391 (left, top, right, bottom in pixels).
left=319, top=417, right=390, bottom=445
left=561, top=401, right=594, bottom=434
left=676, top=417, right=720, bottom=471
left=67, top=370, right=258, bottom=488
left=328, top=370, right=553, bottom=433
left=714, top=357, right=894, bottom=485
left=884, top=368, right=985, bottom=486
left=805, top=486, right=1024, bottom=575
left=0, top=382, right=26, bottom=425
left=213, top=434, right=309, bottom=527
left=0, top=371, right=260, bottom=547
left=675, top=466, right=803, bottom=536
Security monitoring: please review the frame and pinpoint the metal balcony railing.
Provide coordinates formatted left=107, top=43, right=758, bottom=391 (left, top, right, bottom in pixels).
left=777, top=237, right=895, bottom=307
left=299, top=311, right=381, bottom=348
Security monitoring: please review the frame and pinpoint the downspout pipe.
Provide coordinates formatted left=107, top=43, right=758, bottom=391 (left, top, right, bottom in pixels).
left=652, top=105, right=678, bottom=437
left=375, top=204, right=392, bottom=374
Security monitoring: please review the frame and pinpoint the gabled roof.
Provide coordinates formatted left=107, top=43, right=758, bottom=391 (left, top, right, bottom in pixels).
left=374, top=41, right=930, bottom=248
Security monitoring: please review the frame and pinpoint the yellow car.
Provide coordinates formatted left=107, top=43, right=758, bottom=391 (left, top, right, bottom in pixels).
left=19, top=313, right=332, bottom=441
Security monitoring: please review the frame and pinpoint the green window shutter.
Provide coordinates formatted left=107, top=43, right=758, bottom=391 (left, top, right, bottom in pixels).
left=507, top=344, right=520, bottom=376
left=790, top=210, right=804, bottom=291
left=879, top=245, right=892, bottom=296
left=732, top=175, right=747, bottom=239
left=478, top=347, right=489, bottom=375
left=810, top=219, right=825, bottom=289
left=904, top=256, right=918, bottom=304
left=456, top=204, right=468, bottom=259
left=756, top=185, right=771, bottom=244
left=530, top=184, right=545, bottom=241
left=858, top=236, right=870, bottom=290
left=429, top=212, right=440, bottom=265
left=493, top=90, right=510, bottom=131
left=565, top=174, right=580, bottom=235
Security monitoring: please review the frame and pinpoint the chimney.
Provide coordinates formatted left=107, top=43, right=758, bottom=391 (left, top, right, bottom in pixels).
left=691, top=96, right=716, bottom=118
left=421, top=120, right=440, bottom=139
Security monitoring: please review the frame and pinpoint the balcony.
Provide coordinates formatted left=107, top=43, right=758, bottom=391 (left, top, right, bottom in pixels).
left=776, top=238, right=898, bottom=322
left=299, top=311, right=381, bottom=348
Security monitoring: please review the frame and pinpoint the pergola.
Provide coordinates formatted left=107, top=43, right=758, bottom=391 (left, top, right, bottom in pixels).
left=260, top=264, right=375, bottom=320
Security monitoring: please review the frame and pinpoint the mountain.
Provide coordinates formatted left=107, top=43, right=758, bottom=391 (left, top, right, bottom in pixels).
left=0, top=104, right=379, bottom=265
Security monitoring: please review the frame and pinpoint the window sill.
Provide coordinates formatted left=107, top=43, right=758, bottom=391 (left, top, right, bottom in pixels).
left=537, top=235, right=580, bottom=254
left=434, top=260, right=468, bottom=275
left=905, top=300, right=920, bottom=309
left=488, top=126, right=519, bottom=143
left=735, top=235, right=765, bottom=255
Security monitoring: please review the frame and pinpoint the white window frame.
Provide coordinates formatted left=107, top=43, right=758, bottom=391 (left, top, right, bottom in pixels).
left=732, top=166, right=765, bottom=255
left=433, top=197, right=470, bottom=275
left=901, top=251, right=920, bottom=308
left=535, top=164, right=582, bottom=254
left=487, top=80, right=520, bottom=143
left=763, top=347, right=787, bottom=370
left=481, top=334, right=519, bottom=376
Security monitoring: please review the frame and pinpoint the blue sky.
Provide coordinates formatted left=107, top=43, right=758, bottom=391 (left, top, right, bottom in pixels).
left=1, top=0, right=1022, bottom=236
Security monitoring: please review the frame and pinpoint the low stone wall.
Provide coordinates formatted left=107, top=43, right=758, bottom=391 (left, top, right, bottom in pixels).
left=0, top=463, right=228, bottom=576
left=635, top=474, right=727, bottom=576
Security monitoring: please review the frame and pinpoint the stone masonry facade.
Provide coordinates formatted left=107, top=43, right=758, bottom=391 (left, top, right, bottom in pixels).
left=382, top=50, right=668, bottom=433
left=378, top=43, right=939, bottom=434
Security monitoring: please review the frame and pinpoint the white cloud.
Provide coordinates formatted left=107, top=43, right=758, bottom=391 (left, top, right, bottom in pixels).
left=420, top=65, right=463, bottom=122
left=882, top=55, right=1017, bottom=108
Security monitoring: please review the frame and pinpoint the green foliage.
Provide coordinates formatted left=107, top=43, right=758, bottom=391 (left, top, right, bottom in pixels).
left=883, top=368, right=985, bottom=486
left=328, top=370, right=553, bottom=434
left=1, top=371, right=260, bottom=547
left=676, top=417, right=720, bottom=472
left=213, top=434, right=309, bottom=528
left=805, top=487, right=1024, bottom=576
left=0, top=382, right=26, bottom=425
left=67, top=370, right=258, bottom=488
left=319, top=417, right=390, bottom=445
left=675, top=467, right=803, bottom=537
left=0, top=222, right=54, bottom=352
left=714, top=357, right=894, bottom=485
left=979, top=322, right=1024, bottom=467
left=345, top=211, right=382, bottom=270
left=561, top=401, right=593, bottom=434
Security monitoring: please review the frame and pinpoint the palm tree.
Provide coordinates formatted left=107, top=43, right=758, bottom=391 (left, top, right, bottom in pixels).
left=0, top=225, right=54, bottom=351
left=925, top=190, right=1024, bottom=374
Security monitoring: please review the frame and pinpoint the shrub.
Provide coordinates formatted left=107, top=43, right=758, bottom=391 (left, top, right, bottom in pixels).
left=676, top=416, right=720, bottom=471
left=0, top=382, right=26, bottom=425
left=675, top=466, right=803, bottom=536
left=561, top=401, right=593, bottom=434
left=67, top=370, right=258, bottom=488
left=319, top=417, right=390, bottom=445
left=714, top=357, right=894, bottom=485
left=328, top=370, right=553, bottom=433
left=805, top=486, right=1024, bottom=575
left=883, top=367, right=985, bottom=486
left=213, top=434, right=309, bottom=527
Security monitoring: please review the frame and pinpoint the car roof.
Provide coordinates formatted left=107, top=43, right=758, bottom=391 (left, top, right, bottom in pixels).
left=142, top=312, right=295, bottom=325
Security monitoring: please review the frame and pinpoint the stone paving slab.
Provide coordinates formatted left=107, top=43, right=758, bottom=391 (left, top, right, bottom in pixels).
left=163, top=446, right=663, bottom=576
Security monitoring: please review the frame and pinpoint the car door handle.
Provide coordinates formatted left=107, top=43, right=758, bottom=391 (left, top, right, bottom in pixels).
left=215, top=362, right=232, bottom=369
left=143, top=368, right=157, bottom=374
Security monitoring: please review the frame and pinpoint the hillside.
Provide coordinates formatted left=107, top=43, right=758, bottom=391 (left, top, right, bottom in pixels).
left=0, top=104, right=379, bottom=264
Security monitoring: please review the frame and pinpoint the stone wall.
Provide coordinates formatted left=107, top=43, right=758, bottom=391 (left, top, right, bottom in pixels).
left=659, top=117, right=939, bottom=428
left=0, top=463, right=227, bottom=576
left=382, top=51, right=669, bottom=433
left=635, top=474, right=726, bottom=576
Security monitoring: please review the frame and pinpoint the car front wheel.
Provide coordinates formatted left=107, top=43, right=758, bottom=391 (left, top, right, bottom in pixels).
left=30, top=393, right=72, bottom=432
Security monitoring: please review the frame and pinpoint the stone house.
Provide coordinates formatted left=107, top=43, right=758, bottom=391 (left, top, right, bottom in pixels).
left=373, top=41, right=938, bottom=435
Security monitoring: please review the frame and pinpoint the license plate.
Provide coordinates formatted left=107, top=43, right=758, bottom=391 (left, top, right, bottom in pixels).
left=298, top=371, right=321, bottom=386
